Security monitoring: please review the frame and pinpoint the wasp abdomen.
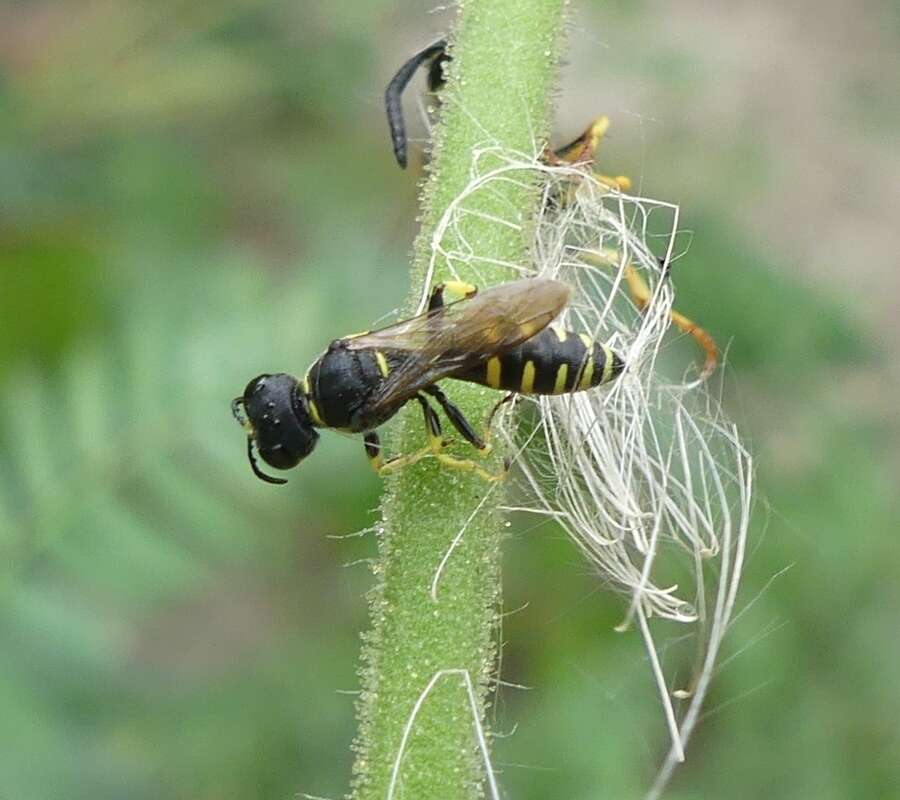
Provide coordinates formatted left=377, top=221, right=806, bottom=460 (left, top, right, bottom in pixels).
left=456, top=326, right=623, bottom=395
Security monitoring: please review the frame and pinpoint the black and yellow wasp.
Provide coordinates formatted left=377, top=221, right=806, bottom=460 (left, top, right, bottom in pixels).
left=232, top=278, right=624, bottom=484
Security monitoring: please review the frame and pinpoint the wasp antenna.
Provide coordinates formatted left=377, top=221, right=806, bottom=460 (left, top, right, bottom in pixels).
left=385, top=39, right=447, bottom=168
left=246, top=437, right=288, bottom=485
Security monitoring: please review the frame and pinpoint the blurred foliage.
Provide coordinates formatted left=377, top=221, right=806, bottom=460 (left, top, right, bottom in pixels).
left=1, top=2, right=898, bottom=799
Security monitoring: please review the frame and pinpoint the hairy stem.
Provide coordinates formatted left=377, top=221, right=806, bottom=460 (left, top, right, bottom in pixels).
left=351, top=1, right=567, bottom=797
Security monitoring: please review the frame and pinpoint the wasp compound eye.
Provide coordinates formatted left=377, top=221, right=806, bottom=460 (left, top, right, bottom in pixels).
left=238, top=373, right=319, bottom=481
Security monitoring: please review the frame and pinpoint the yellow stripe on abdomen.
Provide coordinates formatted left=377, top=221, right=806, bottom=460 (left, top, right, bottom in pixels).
left=601, top=344, right=615, bottom=384
left=553, top=363, right=569, bottom=394
left=551, top=325, right=567, bottom=342
left=486, top=356, right=502, bottom=389
left=577, top=334, right=595, bottom=390
left=521, top=360, right=536, bottom=393
left=577, top=360, right=595, bottom=390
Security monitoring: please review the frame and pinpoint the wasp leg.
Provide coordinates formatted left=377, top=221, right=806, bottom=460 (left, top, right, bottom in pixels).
left=425, top=386, right=516, bottom=474
left=385, top=39, right=448, bottom=169
left=427, top=280, right=478, bottom=311
left=364, top=429, right=437, bottom=475
left=582, top=251, right=719, bottom=378
left=483, top=392, right=516, bottom=449
left=425, top=386, right=515, bottom=475
left=626, top=260, right=718, bottom=378
left=423, top=385, right=491, bottom=454
left=417, top=393, right=449, bottom=451
left=546, top=116, right=632, bottom=192
left=419, top=392, right=506, bottom=481
left=364, top=431, right=386, bottom=472
left=434, top=451, right=507, bottom=481
left=366, top=394, right=504, bottom=481
left=364, top=395, right=452, bottom=475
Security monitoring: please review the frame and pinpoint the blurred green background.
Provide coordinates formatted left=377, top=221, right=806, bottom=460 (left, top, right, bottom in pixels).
left=1, top=1, right=898, bottom=798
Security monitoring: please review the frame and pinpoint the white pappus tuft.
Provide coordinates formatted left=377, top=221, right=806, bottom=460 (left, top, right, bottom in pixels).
left=423, top=141, right=753, bottom=792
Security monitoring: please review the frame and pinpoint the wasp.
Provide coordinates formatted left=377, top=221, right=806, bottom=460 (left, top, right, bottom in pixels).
left=384, top=39, right=632, bottom=191
left=232, top=278, right=624, bottom=484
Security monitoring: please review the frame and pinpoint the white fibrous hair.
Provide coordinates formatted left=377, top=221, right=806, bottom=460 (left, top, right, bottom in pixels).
left=419, top=144, right=753, bottom=793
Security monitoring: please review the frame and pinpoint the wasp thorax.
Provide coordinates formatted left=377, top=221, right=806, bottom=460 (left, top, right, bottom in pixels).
left=242, top=373, right=319, bottom=470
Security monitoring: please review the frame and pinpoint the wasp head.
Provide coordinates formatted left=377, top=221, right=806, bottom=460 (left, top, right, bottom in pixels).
left=232, top=373, right=319, bottom=484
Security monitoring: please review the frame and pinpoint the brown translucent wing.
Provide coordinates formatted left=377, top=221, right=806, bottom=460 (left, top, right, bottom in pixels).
left=346, top=278, right=571, bottom=410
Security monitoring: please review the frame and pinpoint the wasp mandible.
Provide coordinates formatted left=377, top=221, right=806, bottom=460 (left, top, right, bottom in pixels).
left=233, top=278, right=624, bottom=484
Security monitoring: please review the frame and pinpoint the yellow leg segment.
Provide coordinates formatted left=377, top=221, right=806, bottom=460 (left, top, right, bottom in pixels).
left=546, top=115, right=633, bottom=193
left=371, top=433, right=505, bottom=482
left=439, top=281, right=478, bottom=301
left=433, top=452, right=507, bottom=482
left=584, top=251, right=720, bottom=379
left=419, top=394, right=506, bottom=481
left=364, top=396, right=506, bottom=482
left=428, top=280, right=479, bottom=312
left=622, top=262, right=719, bottom=378
left=372, top=443, right=439, bottom=475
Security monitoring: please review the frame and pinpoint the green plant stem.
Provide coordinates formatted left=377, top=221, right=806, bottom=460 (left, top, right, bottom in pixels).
left=350, top=1, right=567, bottom=797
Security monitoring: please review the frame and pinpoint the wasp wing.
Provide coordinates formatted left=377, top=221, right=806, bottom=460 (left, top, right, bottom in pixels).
left=346, top=278, right=571, bottom=410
